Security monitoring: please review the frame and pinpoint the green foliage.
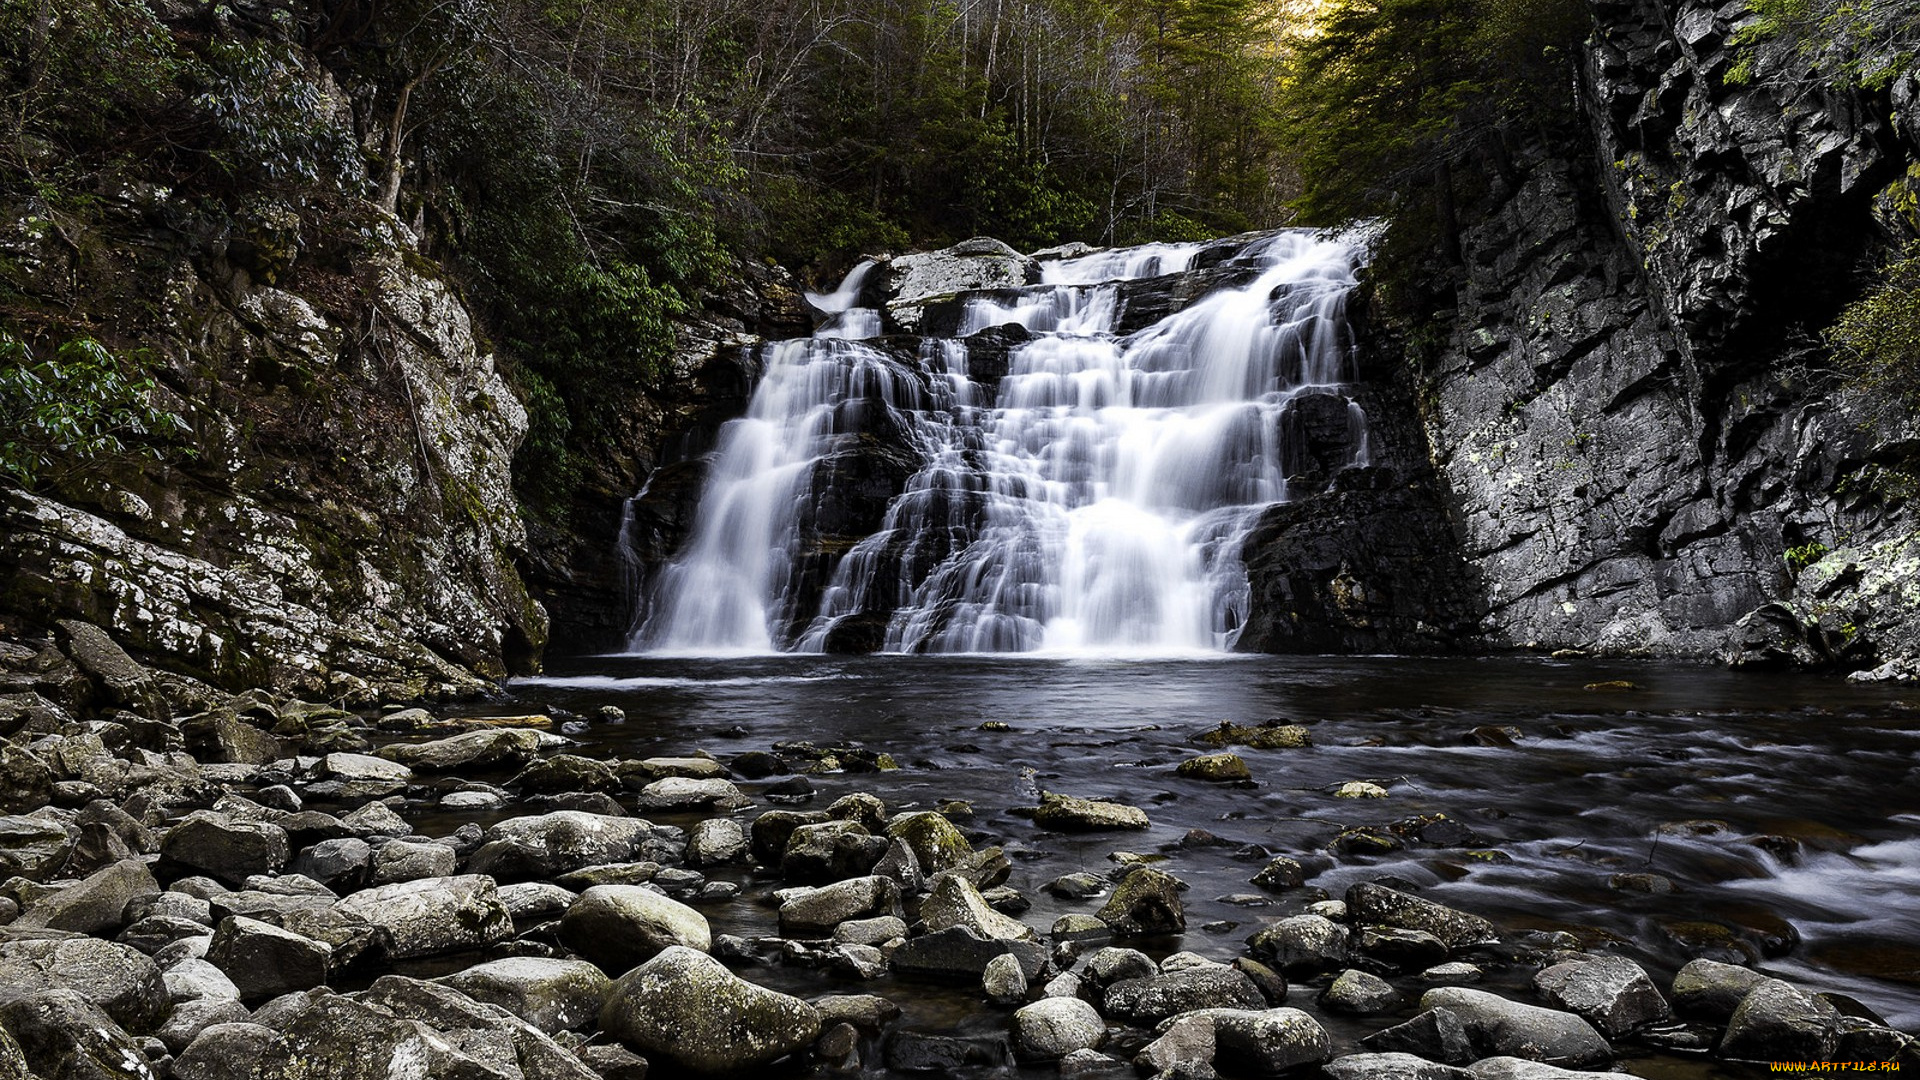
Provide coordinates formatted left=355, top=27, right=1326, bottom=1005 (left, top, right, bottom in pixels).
left=0, top=0, right=190, bottom=156
left=1726, top=0, right=1916, bottom=90
left=1784, top=541, right=1831, bottom=574
left=1831, top=242, right=1920, bottom=409
left=195, top=33, right=355, bottom=191
left=0, top=331, right=187, bottom=489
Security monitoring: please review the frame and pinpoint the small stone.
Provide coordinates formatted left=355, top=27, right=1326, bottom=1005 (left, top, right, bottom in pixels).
left=1044, top=872, right=1106, bottom=899
left=1321, top=968, right=1401, bottom=1014
left=983, top=952, right=1029, bottom=1005
left=833, top=915, right=908, bottom=947
left=1177, top=753, right=1251, bottom=782
left=1422, top=962, right=1483, bottom=983
left=1031, top=793, right=1150, bottom=832
left=1336, top=781, right=1389, bottom=798
left=921, top=872, right=1034, bottom=941
left=1010, top=997, right=1103, bottom=1061
left=633, top=776, right=750, bottom=812
left=1249, top=856, right=1305, bottom=891
left=778, top=876, right=900, bottom=936
left=1094, top=866, right=1185, bottom=937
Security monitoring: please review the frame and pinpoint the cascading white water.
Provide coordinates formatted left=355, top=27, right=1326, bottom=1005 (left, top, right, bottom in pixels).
left=634, top=231, right=1368, bottom=655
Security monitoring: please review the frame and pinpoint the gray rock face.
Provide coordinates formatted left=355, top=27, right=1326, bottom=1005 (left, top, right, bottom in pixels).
left=599, top=946, right=821, bottom=1073
left=334, top=874, right=513, bottom=959
left=1531, top=956, right=1669, bottom=1037
left=884, top=239, right=1040, bottom=333
left=559, top=884, right=711, bottom=970
left=370, top=838, right=458, bottom=884
left=155, top=996, right=252, bottom=1056
left=439, top=957, right=611, bottom=1033
left=1720, top=978, right=1841, bottom=1062
left=1418, top=988, right=1613, bottom=1068
left=0, top=205, right=544, bottom=703
left=1010, top=997, right=1103, bottom=1061
left=919, top=872, right=1033, bottom=941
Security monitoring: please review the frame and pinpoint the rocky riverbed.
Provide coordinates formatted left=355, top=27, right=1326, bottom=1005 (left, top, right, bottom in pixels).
left=2, top=621, right=1917, bottom=1079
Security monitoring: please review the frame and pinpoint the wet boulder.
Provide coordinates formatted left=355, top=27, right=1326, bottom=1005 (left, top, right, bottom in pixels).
left=1095, top=866, right=1186, bottom=937
left=1671, top=958, right=1768, bottom=1021
left=172, top=1022, right=277, bottom=1080
left=1176, top=753, right=1252, bottom=782
left=1031, top=793, right=1151, bottom=832
left=1531, top=956, right=1670, bottom=1037
left=686, top=818, right=748, bottom=865
left=1324, top=1053, right=1475, bottom=1080
left=376, top=728, right=552, bottom=771
left=890, top=926, right=1047, bottom=983
left=509, top=754, right=618, bottom=794
left=884, top=811, right=974, bottom=876
left=0, top=988, right=155, bottom=1080
left=466, top=811, right=665, bottom=881
left=1359, top=1005, right=1475, bottom=1064
left=12, top=857, right=158, bottom=935
left=781, top=820, right=888, bottom=883
left=1246, top=914, right=1350, bottom=975
left=777, top=876, right=900, bottom=937
left=599, top=946, right=821, bottom=1073
left=632, top=776, right=749, bottom=812
left=1346, top=883, right=1498, bottom=950
left=919, top=871, right=1034, bottom=941
left=159, top=811, right=291, bottom=885
left=1719, top=979, right=1841, bottom=1062
left=1321, top=968, right=1402, bottom=1014
left=1418, top=987, right=1612, bottom=1068
left=560, top=884, right=711, bottom=970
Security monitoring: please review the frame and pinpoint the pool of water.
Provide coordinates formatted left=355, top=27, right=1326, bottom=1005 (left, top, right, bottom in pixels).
left=504, top=653, right=1920, bottom=1069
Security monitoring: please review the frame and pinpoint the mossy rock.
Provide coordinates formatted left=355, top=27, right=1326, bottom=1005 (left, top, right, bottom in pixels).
left=1176, top=753, right=1251, bottom=782
left=885, top=810, right=974, bottom=875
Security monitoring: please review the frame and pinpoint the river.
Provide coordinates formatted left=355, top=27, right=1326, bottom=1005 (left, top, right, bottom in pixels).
left=509, top=652, right=1920, bottom=1074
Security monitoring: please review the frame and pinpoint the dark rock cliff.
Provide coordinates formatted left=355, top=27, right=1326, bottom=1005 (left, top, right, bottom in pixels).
left=1408, top=0, right=1920, bottom=675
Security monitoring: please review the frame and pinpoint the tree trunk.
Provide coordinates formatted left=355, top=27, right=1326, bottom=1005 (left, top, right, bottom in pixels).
left=375, top=78, right=416, bottom=214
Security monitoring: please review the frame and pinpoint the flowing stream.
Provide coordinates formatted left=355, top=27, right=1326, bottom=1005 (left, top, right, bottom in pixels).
left=508, top=654, right=1920, bottom=1072
left=634, top=233, right=1366, bottom=655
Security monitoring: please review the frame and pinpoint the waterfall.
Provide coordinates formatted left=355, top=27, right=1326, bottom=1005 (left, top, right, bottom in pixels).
left=632, top=231, right=1369, bottom=655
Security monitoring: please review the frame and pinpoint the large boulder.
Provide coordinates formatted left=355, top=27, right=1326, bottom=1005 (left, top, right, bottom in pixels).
left=12, top=857, right=158, bottom=934
left=160, top=812, right=291, bottom=885
left=0, top=988, right=155, bottom=1080
left=439, top=957, right=611, bottom=1034
left=780, top=820, right=888, bottom=883
left=1010, top=997, right=1104, bottom=1062
left=1325, top=1053, right=1475, bottom=1080
left=884, top=239, right=1040, bottom=332
left=883, top=812, right=974, bottom=876
left=1246, top=914, right=1350, bottom=975
left=1719, top=979, right=1841, bottom=1062
left=466, top=811, right=666, bottom=881
left=889, top=926, right=1048, bottom=983
left=559, top=885, right=710, bottom=971
left=1346, top=883, right=1498, bottom=950
left=1095, top=866, right=1185, bottom=937
left=1531, top=956, right=1670, bottom=1037
left=0, top=813, right=77, bottom=879
left=777, top=876, right=899, bottom=937
left=205, top=916, right=330, bottom=1001
left=1103, top=966, right=1267, bottom=1026
left=1135, top=1007, right=1331, bottom=1076
left=598, top=946, right=821, bottom=1073
left=919, top=872, right=1034, bottom=941
left=334, top=874, right=512, bottom=959
left=1418, top=988, right=1612, bottom=1068
left=1031, top=793, right=1150, bottom=832
left=250, top=991, right=486, bottom=1080
left=0, top=937, right=171, bottom=1033
left=1671, top=958, right=1768, bottom=1021
left=172, top=1022, right=278, bottom=1080
left=376, top=728, right=552, bottom=772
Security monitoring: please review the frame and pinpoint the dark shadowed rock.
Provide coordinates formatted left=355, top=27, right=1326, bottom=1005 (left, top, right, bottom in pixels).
left=1532, top=956, right=1670, bottom=1037
left=1103, top=966, right=1267, bottom=1025
left=1671, top=958, right=1768, bottom=1021
left=0, top=988, right=155, bottom=1080
left=1095, top=866, right=1186, bottom=937
left=889, top=926, right=1047, bottom=983
left=13, top=858, right=158, bottom=935
left=160, top=812, right=290, bottom=885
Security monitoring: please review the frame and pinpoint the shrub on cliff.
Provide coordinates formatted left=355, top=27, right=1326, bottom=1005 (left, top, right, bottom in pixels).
left=1832, top=242, right=1920, bottom=409
left=0, top=332, right=187, bottom=491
